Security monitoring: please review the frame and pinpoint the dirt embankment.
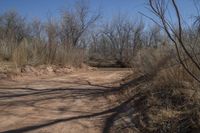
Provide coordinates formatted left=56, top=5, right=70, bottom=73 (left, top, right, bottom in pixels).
left=0, top=62, right=97, bottom=80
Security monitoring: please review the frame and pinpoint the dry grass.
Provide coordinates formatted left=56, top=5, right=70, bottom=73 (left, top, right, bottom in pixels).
left=55, top=47, right=85, bottom=67
left=12, top=39, right=29, bottom=67
left=111, top=77, right=200, bottom=133
left=133, top=45, right=173, bottom=75
left=110, top=46, right=200, bottom=133
left=0, top=39, right=86, bottom=70
left=0, top=40, right=17, bottom=61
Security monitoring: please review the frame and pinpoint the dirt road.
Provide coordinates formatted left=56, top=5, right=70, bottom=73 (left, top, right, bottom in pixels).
left=0, top=69, right=131, bottom=133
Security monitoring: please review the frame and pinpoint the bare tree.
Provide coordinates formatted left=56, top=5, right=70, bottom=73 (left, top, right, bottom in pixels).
left=148, top=0, right=200, bottom=83
left=0, top=1, right=99, bottom=66
left=30, top=19, right=44, bottom=41
left=0, top=11, right=28, bottom=60
left=193, top=0, right=200, bottom=32
left=102, top=15, right=144, bottom=66
left=60, top=0, right=100, bottom=48
left=143, top=24, right=163, bottom=47
left=45, top=17, right=59, bottom=64
left=0, top=11, right=28, bottom=42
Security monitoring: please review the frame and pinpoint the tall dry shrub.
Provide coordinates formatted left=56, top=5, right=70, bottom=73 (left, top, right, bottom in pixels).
left=134, top=44, right=173, bottom=75
left=0, top=11, right=28, bottom=61
left=0, top=40, right=16, bottom=60
left=55, top=46, right=85, bottom=67
left=12, top=39, right=29, bottom=67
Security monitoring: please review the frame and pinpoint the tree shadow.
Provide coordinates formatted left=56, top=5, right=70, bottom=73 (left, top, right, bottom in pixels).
left=0, top=74, right=151, bottom=133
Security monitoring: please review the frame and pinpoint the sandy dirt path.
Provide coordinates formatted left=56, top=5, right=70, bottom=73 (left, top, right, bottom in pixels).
left=0, top=69, right=131, bottom=133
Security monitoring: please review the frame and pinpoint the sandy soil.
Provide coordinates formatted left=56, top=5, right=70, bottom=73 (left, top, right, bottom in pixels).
left=0, top=69, right=131, bottom=133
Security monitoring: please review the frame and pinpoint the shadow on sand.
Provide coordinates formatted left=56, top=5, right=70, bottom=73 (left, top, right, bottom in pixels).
left=0, top=74, right=150, bottom=133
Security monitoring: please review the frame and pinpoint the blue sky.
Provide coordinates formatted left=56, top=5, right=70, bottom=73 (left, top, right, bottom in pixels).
left=0, top=0, right=197, bottom=25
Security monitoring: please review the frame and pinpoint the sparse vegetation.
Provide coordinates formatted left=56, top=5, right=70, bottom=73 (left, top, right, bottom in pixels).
left=0, top=1, right=99, bottom=68
left=0, top=0, right=200, bottom=133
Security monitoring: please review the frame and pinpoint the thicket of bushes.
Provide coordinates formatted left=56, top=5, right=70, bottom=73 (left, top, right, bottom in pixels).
left=108, top=44, right=200, bottom=132
left=0, top=2, right=172, bottom=68
left=0, top=1, right=99, bottom=67
left=106, top=0, right=200, bottom=132
left=0, top=1, right=199, bottom=70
